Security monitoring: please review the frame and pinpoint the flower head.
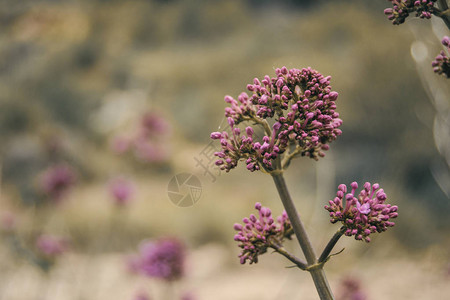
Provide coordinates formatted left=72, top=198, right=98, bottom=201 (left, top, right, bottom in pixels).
left=324, top=182, right=398, bottom=242
left=212, top=67, right=342, bottom=172
left=39, top=164, right=76, bottom=202
left=432, top=36, right=450, bottom=78
left=233, top=202, right=293, bottom=264
left=384, top=0, right=436, bottom=25
left=130, top=238, right=185, bottom=281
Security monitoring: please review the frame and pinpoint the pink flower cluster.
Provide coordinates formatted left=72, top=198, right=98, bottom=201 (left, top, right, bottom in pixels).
left=384, top=0, right=436, bottom=25
left=325, top=182, right=398, bottom=242
left=432, top=36, right=450, bottom=78
left=233, top=202, right=293, bottom=264
left=128, top=238, right=185, bottom=281
left=211, top=119, right=281, bottom=172
left=39, top=164, right=76, bottom=202
left=211, top=67, right=342, bottom=172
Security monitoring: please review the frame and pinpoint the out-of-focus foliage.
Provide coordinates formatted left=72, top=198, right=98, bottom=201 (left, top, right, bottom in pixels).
left=0, top=0, right=448, bottom=250
left=0, top=1, right=449, bottom=299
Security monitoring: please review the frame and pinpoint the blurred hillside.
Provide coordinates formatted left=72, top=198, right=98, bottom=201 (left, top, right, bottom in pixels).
left=1, top=0, right=448, bottom=240
left=0, top=1, right=449, bottom=299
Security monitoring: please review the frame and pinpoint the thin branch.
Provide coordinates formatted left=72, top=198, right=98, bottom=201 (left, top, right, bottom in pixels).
left=242, top=115, right=272, bottom=136
left=281, top=146, right=303, bottom=169
left=271, top=173, right=334, bottom=300
left=270, top=243, right=308, bottom=270
left=271, top=173, right=317, bottom=264
left=318, top=227, right=345, bottom=263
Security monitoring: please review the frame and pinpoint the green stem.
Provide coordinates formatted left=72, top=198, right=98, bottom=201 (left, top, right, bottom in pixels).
left=319, top=227, right=345, bottom=263
left=271, top=173, right=334, bottom=300
left=270, top=242, right=308, bottom=270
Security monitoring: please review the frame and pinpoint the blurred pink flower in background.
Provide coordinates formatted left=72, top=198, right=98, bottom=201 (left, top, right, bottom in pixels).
left=111, top=111, right=171, bottom=163
left=39, top=163, right=76, bottom=202
left=132, top=290, right=151, bottom=300
left=133, top=139, right=168, bottom=163
left=140, top=112, right=170, bottom=137
left=336, top=276, right=367, bottom=300
left=180, top=291, right=196, bottom=300
left=111, top=136, right=132, bottom=154
left=126, top=238, right=186, bottom=281
left=35, top=234, right=69, bottom=257
left=0, top=211, right=17, bottom=233
left=108, top=176, right=135, bottom=206
left=125, top=253, right=142, bottom=275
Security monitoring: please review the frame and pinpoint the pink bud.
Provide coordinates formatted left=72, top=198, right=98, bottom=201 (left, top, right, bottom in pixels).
left=233, top=223, right=243, bottom=231
left=329, top=91, right=338, bottom=101
left=210, top=132, right=222, bottom=139
left=338, top=184, right=347, bottom=193
left=224, top=95, right=234, bottom=103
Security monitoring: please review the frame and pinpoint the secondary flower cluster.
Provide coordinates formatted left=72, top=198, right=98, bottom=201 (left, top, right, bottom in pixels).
left=211, top=67, right=342, bottom=172
left=128, top=238, right=185, bottom=281
left=324, top=182, right=398, bottom=242
left=211, top=119, right=280, bottom=172
left=233, top=202, right=293, bottom=264
left=384, top=0, right=436, bottom=25
left=432, top=36, right=450, bottom=78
